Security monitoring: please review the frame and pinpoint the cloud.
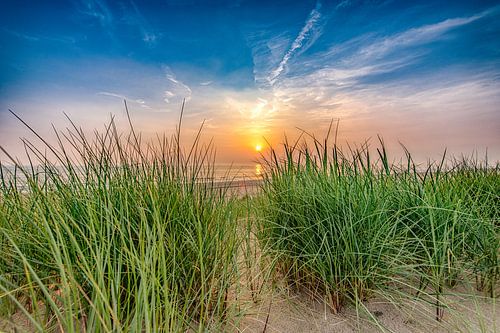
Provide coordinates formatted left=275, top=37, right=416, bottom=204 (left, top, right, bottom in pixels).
left=354, top=11, right=489, bottom=62
left=142, top=32, right=159, bottom=43
left=97, top=91, right=124, bottom=99
left=128, top=0, right=161, bottom=45
left=2, top=28, right=40, bottom=41
left=247, top=32, right=291, bottom=88
left=275, top=8, right=497, bottom=96
left=164, top=69, right=192, bottom=103
left=335, top=0, right=351, bottom=10
left=73, top=0, right=161, bottom=44
left=75, top=0, right=113, bottom=28
left=267, top=1, right=323, bottom=86
left=97, top=91, right=152, bottom=109
left=2, top=28, right=77, bottom=44
left=163, top=90, right=175, bottom=103
left=200, top=81, right=213, bottom=86
left=249, top=0, right=360, bottom=89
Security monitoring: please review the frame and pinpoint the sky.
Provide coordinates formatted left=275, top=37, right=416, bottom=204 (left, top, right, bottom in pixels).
left=1, top=0, right=499, bottom=164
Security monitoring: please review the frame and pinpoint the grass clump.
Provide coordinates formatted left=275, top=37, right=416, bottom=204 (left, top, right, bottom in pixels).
left=258, top=128, right=499, bottom=319
left=0, top=107, right=240, bottom=332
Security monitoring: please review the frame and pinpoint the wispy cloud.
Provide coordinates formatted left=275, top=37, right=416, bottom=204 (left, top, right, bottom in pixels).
left=142, top=32, right=159, bottom=43
left=267, top=1, right=323, bottom=86
left=277, top=8, right=497, bottom=95
left=335, top=0, right=351, bottom=10
left=163, top=68, right=192, bottom=103
left=74, top=0, right=113, bottom=28
left=248, top=32, right=291, bottom=88
left=2, top=28, right=40, bottom=41
left=354, top=10, right=490, bottom=62
left=2, top=28, right=77, bottom=44
left=97, top=91, right=152, bottom=109
left=127, top=0, right=160, bottom=45
left=73, top=0, right=161, bottom=44
left=163, top=90, right=174, bottom=103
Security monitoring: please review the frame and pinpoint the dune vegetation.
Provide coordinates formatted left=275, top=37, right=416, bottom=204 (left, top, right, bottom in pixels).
left=0, top=112, right=498, bottom=332
left=0, top=109, right=241, bottom=332
left=258, top=127, right=499, bottom=321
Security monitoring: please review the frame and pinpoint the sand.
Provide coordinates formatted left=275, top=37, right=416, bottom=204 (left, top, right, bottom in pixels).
left=237, top=287, right=498, bottom=333
left=1, top=275, right=498, bottom=332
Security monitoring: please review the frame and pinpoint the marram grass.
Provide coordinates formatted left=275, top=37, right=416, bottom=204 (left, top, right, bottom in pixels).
left=0, top=108, right=240, bottom=332
left=258, top=130, right=499, bottom=319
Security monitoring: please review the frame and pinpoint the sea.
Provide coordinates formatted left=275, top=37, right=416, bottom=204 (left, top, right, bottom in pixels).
left=0, top=163, right=264, bottom=195
left=213, top=163, right=263, bottom=182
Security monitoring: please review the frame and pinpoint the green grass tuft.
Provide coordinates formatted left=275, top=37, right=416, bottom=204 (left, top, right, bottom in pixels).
left=0, top=107, right=240, bottom=332
left=257, top=129, right=499, bottom=319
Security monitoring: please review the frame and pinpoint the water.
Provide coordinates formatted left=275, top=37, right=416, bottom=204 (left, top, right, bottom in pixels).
left=0, top=163, right=264, bottom=193
left=213, top=163, right=263, bottom=181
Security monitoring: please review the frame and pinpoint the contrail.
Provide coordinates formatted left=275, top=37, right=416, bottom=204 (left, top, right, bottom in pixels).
left=268, top=1, right=322, bottom=86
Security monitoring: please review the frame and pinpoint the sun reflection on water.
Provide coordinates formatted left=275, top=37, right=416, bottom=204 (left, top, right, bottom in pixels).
left=255, top=163, right=262, bottom=177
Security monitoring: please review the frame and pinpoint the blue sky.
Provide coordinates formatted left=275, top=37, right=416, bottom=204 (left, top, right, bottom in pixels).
left=1, top=0, right=499, bottom=162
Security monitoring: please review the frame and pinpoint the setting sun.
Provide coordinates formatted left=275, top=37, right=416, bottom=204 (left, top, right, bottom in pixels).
left=255, top=144, right=262, bottom=152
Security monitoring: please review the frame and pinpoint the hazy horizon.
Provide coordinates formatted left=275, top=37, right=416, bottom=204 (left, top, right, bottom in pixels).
left=1, top=0, right=499, bottom=164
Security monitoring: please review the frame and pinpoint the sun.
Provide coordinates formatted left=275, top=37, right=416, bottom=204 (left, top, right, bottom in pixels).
left=255, top=144, right=262, bottom=152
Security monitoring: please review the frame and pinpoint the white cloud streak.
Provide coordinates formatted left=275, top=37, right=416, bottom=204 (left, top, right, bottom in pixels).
left=76, top=0, right=113, bottom=28
left=277, top=8, right=496, bottom=95
left=267, top=1, right=323, bottom=86
left=355, top=11, right=489, bottom=62
left=97, top=91, right=152, bottom=109
left=128, top=0, right=160, bottom=45
left=2, top=28, right=40, bottom=41
left=167, top=78, right=192, bottom=96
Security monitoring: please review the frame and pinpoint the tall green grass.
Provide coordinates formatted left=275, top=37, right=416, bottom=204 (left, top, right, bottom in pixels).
left=258, top=129, right=499, bottom=319
left=0, top=109, right=498, bottom=332
left=0, top=107, right=240, bottom=332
